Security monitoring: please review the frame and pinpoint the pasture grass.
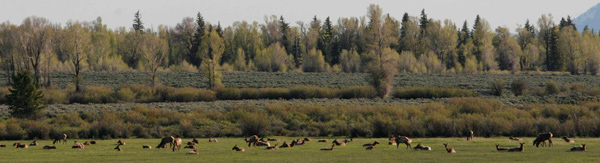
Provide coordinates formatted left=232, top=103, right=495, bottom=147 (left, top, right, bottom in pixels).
left=0, top=137, right=598, bottom=162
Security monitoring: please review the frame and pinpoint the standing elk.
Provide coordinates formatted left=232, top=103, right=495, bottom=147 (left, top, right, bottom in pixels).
left=467, top=130, right=474, bottom=141
left=444, top=143, right=456, bottom=153
left=173, top=138, right=182, bottom=152
left=562, top=136, right=574, bottom=143
left=157, top=136, right=175, bottom=149
left=508, top=143, right=525, bottom=152
left=53, top=134, right=67, bottom=144
left=245, top=135, right=259, bottom=147
left=115, top=145, right=122, bottom=151
left=232, top=145, right=245, bottom=151
left=570, top=144, right=586, bottom=152
left=395, top=136, right=412, bottom=149
left=533, top=132, right=553, bottom=148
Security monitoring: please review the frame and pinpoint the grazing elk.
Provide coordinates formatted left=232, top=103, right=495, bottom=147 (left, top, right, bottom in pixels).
left=173, top=138, right=183, bottom=152
left=467, top=130, right=474, bottom=141
left=266, top=144, right=279, bottom=150
left=413, top=143, right=431, bottom=151
left=509, top=136, right=521, bottom=141
left=320, top=144, right=335, bottom=151
left=30, top=140, right=38, bottom=146
left=496, top=144, right=509, bottom=151
left=363, top=141, right=380, bottom=147
left=14, top=143, right=28, bottom=149
left=332, top=139, right=346, bottom=146
left=570, top=144, right=586, bottom=152
left=232, top=145, right=245, bottom=152
left=533, top=132, right=553, bottom=148
left=43, top=145, right=56, bottom=149
left=395, top=136, right=412, bottom=149
left=209, top=137, right=218, bottom=142
left=157, top=136, right=175, bottom=149
left=142, top=145, right=152, bottom=149
left=245, top=135, right=259, bottom=147
left=279, top=142, right=291, bottom=148
left=115, top=145, right=122, bottom=151
left=318, top=139, right=328, bottom=142
left=562, top=136, right=574, bottom=143
left=53, top=134, right=68, bottom=144
left=117, top=140, right=126, bottom=145
left=444, top=143, right=456, bottom=153
left=508, top=143, right=525, bottom=152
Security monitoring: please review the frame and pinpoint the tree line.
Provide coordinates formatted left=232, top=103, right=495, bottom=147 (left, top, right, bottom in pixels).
left=1, top=5, right=599, bottom=90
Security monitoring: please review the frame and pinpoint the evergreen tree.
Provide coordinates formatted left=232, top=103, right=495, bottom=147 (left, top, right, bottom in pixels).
left=6, top=71, right=44, bottom=119
left=547, top=26, right=563, bottom=71
left=279, top=16, right=291, bottom=54
left=319, top=16, right=336, bottom=64
left=397, top=13, right=410, bottom=53
left=133, top=10, right=144, bottom=33
left=420, top=9, right=428, bottom=34
left=189, top=12, right=206, bottom=66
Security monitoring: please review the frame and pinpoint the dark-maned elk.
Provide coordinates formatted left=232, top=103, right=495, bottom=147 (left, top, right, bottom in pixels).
left=115, top=145, right=122, bottom=151
left=496, top=144, right=509, bottom=151
left=192, top=138, right=199, bottom=144
left=0, top=144, right=7, bottom=147
left=332, top=139, right=346, bottom=146
left=279, top=142, right=291, bottom=148
left=245, top=135, right=259, bottom=147
left=303, top=138, right=312, bottom=142
left=363, top=141, right=380, bottom=147
left=43, top=145, right=56, bottom=149
left=570, top=144, right=586, bottom=152
left=232, top=145, right=245, bottom=151
left=157, top=136, right=175, bottom=149
left=413, top=143, right=431, bottom=151
left=320, top=144, right=335, bottom=151
left=508, top=143, right=525, bottom=152
left=444, top=143, right=456, bottom=153
left=30, top=140, right=38, bottom=146
left=366, top=142, right=378, bottom=150
left=117, top=140, right=126, bottom=145
left=14, top=143, right=28, bottom=149
left=172, top=138, right=182, bottom=152
left=467, top=130, right=474, bottom=141
left=533, top=132, right=553, bottom=148
left=318, top=139, right=328, bottom=142
left=562, top=136, right=574, bottom=143
left=395, top=136, right=412, bottom=149
left=142, top=145, right=152, bottom=149
left=53, top=134, right=67, bottom=145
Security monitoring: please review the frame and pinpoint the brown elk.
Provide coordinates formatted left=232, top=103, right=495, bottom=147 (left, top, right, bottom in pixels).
left=467, top=130, right=474, bottom=141
left=508, top=143, right=525, bottom=152
left=363, top=141, right=380, bottom=147
left=562, top=136, right=574, bottom=143
left=533, top=132, right=553, bottom=148
left=257, top=141, right=270, bottom=147
left=320, top=144, right=335, bottom=151
left=115, top=145, right=122, bottom=151
left=0, top=144, right=6, bottom=147
left=444, top=143, right=456, bottom=153
left=187, top=141, right=196, bottom=146
left=72, top=141, right=84, bottom=149
left=509, top=136, right=521, bottom=141
left=366, top=142, right=378, bottom=150
left=142, top=145, right=152, bottom=149
left=232, top=145, right=245, bottom=151
left=192, top=138, right=199, bottom=144
left=173, top=138, right=182, bottom=152
left=245, top=135, right=259, bottom=147
left=395, top=136, right=412, bottom=149
left=157, top=136, right=175, bottom=149
left=53, top=134, right=67, bottom=144
left=318, top=139, right=328, bottom=142
left=184, top=145, right=195, bottom=149
left=570, top=144, right=586, bottom=152
left=293, top=139, right=304, bottom=146
left=303, top=137, right=312, bottom=141
left=14, top=143, right=28, bottom=149
left=90, top=141, right=97, bottom=144
left=266, top=144, right=279, bottom=150
left=43, top=145, right=56, bottom=149
left=332, top=139, right=346, bottom=146
left=413, top=143, right=431, bottom=151
left=30, top=140, right=38, bottom=146
left=186, top=149, right=198, bottom=155
left=117, top=140, right=126, bottom=145
left=83, top=141, right=92, bottom=145
left=279, top=142, right=291, bottom=148
left=496, top=144, right=509, bottom=151
left=209, top=137, right=218, bottom=142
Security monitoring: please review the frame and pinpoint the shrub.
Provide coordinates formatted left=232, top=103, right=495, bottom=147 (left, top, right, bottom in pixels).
left=238, top=112, right=271, bottom=136
left=1, top=120, right=26, bottom=140
left=240, top=88, right=260, bottom=99
left=545, top=80, right=560, bottom=95
left=392, top=87, right=476, bottom=99
left=216, top=88, right=242, bottom=100
left=123, top=84, right=160, bottom=102
left=0, top=87, right=11, bottom=103
left=165, top=87, right=216, bottom=102
left=114, top=88, right=135, bottom=102
left=289, top=85, right=337, bottom=99
left=339, top=86, right=377, bottom=99
left=490, top=79, right=505, bottom=96
left=69, top=85, right=115, bottom=104
left=21, top=120, right=51, bottom=139
left=258, top=88, right=289, bottom=99
left=41, top=89, right=68, bottom=104
left=510, top=78, right=528, bottom=96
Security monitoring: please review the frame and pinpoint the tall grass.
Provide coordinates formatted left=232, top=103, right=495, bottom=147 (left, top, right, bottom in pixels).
left=392, top=87, right=476, bottom=99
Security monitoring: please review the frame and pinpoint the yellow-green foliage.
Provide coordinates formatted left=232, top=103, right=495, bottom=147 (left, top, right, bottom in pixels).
left=165, top=87, right=216, bottom=102
left=393, top=87, right=476, bottom=99
left=302, top=49, right=328, bottom=72
left=69, top=85, right=115, bottom=104
left=41, top=88, right=68, bottom=104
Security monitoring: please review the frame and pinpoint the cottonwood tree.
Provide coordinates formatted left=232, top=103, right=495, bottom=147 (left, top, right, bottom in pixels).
left=15, top=17, right=53, bottom=86
left=141, top=33, right=168, bottom=87
left=64, top=21, right=91, bottom=92
left=365, top=4, right=399, bottom=98
left=200, top=29, right=225, bottom=89
left=494, top=27, right=522, bottom=71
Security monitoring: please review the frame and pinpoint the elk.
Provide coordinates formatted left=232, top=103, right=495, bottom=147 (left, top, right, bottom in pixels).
left=184, top=145, right=195, bottom=149
left=570, top=144, right=586, bottom=152
left=186, top=149, right=198, bottom=155
left=192, top=138, right=199, bottom=144
left=142, top=145, right=152, bottom=149
left=14, top=143, right=28, bottom=149
left=318, top=139, right=328, bottom=142
left=30, top=140, right=38, bottom=146
left=187, top=141, right=196, bottom=146
left=293, top=139, right=304, bottom=146
left=332, top=139, right=346, bottom=146
left=303, top=137, right=312, bottom=141
left=157, top=136, right=175, bottom=149
left=443, top=143, right=456, bottom=153
left=115, top=145, right=122, bottom=151
left=388, top=141, right=396, bottom=145
left=467, top=130, right=474, bottom=141
left=395, top=136, right=412, bottom=149
left=0, top=144, right=6, bottom=147
left=173, top=138, right=182, bottom=152
left=257, top=141, right=270, bottom=147
left=83, top=141, right=92, bottom=145
left=366, top=142, right=378, bottom=150
left=90, top=141, right=97, bottom=144
left=72, top=141, right=84, bottom=149
left=533, top=132, right=553, bottom=148
left=266, top=144, right=279, bottom=150
left=320, top=144, right=335, bottom=151
left=209, top=137, right=218, bottom=142
left=363, top=141, right=380, bottom=147
left=508, top=143, right=525, bottom=152
left=509, top=136, right=521, bottom=141
left=279, top=142, right=291, bottom=148
left=562, top=137, right=574, bottom=143
left=232, top=145, right=245, bottom=151
left=43, top=145, right=56, bottom=149
left=53, top=134, right=68, bottom=144
left=496, top=144, right=509, bottom=151
left=413, top=143, right=431, bottom=151
left=117, top=140, right=126, bottom=145
left=245, top=135, right=259, bottom=147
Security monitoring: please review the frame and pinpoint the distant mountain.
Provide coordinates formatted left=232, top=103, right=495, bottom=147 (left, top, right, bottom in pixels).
left=574, top=3, right=600, bottom=32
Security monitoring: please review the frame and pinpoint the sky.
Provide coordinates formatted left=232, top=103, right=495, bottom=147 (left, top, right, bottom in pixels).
left=1, top=0, right=599, bottom=31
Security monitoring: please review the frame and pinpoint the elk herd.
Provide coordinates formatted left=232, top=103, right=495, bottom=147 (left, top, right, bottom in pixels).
left=0, top=132, right=589, bottom=155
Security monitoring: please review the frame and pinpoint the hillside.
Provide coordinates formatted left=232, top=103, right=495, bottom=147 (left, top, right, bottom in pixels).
left=574, top=3, right=600, bottom=32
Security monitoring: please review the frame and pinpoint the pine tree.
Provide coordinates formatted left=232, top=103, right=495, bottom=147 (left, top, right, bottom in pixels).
left=6, top=71, right=44, bottom=119
left=279, top=16, right=291, bottom=54
left=420, top=9, right=428, bottom=34
left=189, top=12, right=206, bottom=66
left=398, top=13, right=410, bottom=53
left=133, top=10, right=144, bottom=33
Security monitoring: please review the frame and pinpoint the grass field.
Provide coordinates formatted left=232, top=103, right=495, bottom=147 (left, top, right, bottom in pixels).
left=0, top=137, right=598, bottom=162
